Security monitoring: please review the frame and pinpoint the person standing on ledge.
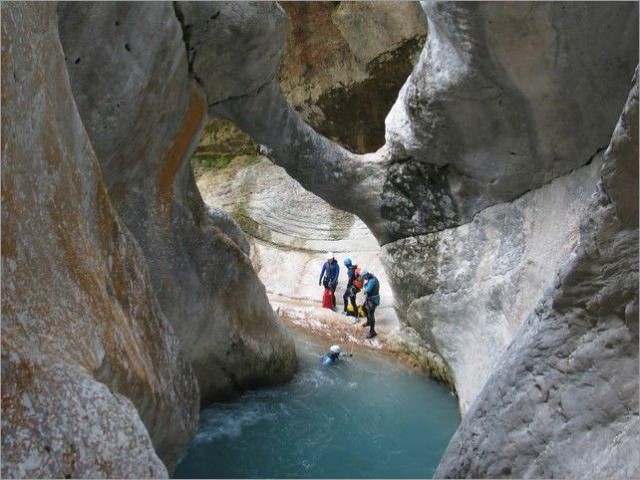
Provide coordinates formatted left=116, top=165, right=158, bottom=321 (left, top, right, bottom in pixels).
left=341, top=258, right=361, bottom=317
left=360, top=270, right=380, bottom=338
left=319, top=252, right=340, bottom=308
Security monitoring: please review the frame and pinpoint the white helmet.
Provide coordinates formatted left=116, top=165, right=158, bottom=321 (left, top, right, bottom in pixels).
left=330, top=345, right=341, bottom=354
left=327, top=252, right=335, bottom=260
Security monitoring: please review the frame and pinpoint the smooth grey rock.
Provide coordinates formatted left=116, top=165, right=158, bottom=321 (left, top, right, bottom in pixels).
left=6, top=1, right=634, bottom=478
left=435, top=69, right=639, bottom=480
left=383, top=1, right=639, bottom=238
left=382, top=156, right=604, bottom=413
left=176, top=1, right=287, bottom=106
left=58, top=1, right=298, bottom=406
left=178, top=2, right=389, bottom=240
left=190, top=1, right=638, bottom=243
left=1, top=2, right=198, bottom=476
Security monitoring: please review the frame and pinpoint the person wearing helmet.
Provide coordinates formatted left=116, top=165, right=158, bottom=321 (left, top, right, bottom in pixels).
left=322, top=344, right=351, bottom=364
left=360, top=270, right=380, bottom=338
left=342, top=258, right=360, bottom=317
left=319, top=252, right=340, bottom=308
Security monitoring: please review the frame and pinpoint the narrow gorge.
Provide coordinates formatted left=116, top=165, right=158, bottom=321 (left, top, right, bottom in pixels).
left=1, top=2, right=638, bottom=479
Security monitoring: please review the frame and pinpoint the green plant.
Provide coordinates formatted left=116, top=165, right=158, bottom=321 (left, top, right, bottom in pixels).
left=214, top=154, right=230, bottom=169
left=190, top=154, right=234, bottom=171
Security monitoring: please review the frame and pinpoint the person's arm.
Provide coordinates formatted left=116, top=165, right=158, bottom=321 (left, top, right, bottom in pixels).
left=319, top=263, right=326, bottom=285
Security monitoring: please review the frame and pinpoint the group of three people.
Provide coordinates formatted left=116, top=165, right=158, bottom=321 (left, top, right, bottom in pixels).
left=319, top=252, right=380, bottom=339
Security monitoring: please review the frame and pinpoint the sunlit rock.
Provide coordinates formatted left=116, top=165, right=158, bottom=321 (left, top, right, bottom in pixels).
left=196, top=156, right=396, bottom=328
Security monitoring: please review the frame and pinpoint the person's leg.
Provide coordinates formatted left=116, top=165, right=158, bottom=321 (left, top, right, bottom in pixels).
left=331, top=283, right=337, bottom=307
left=342, top=290, right=349, bottom=312
left=349, top=294, right=357, bottom=313
left=362, top=300, right=369, bottom=327
left=366, top=300, right=377, bottom=337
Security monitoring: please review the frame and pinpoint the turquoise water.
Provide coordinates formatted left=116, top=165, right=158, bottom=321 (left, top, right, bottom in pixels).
left=174, top=331, right=460, bottom=479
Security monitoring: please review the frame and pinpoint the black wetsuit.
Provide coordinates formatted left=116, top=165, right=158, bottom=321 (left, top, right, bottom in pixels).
left=343, top=265, right=359, bottom=314
left=362, top=275, right=380, bottom=337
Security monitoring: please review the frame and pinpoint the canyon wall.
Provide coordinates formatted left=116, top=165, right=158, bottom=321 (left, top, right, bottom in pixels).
left=279, top=1, right=426, bottom=153
left=177, top=1, right=638, bottom=477
left=1, top=3, right=197, bottom=476
left=2, top=1, right=638, bottom=478
left=56, top=1, right=297, bottom=406
left=196, top=155, right=398, bottom=331
left=2, top=2, right=298, bottom=477
left=436, top=69, right=639, bottom=479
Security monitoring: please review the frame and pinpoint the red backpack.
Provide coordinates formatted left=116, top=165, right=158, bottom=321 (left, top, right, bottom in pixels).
left=322, top=288, right=333, bottom=308
left=351, top=267, right=363, bottom=291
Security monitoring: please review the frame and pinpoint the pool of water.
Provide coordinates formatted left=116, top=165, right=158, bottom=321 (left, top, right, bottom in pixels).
left=173, top=331, right=460, bottom=479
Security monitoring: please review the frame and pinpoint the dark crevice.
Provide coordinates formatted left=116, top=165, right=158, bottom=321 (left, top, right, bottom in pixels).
left=504, top=145, right=607, bottom=207
left=172, top=2, right=204, bottom=86
left=207, top=74, right=276, bottom=109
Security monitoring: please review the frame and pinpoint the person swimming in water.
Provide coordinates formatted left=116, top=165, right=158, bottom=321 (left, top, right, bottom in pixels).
left=321, top=345, right=352, bottom=364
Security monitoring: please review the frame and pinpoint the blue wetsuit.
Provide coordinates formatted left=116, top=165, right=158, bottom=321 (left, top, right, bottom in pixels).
left=319, top=260, right=340, bottom=306
left=362, top=275, right=380, bottom=337
left=322, top=351, right=341, bottom=365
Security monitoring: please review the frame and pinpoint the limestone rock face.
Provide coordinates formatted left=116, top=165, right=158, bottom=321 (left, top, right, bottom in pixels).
left=279, top=1, right=426, bottom=153
left=6, top=1, right=635, bottom=477
left=1, top=3, right=197, bottom=476
left=383, top=157, right=605, bottom=414
left=382, top=1, right=639, bottom=239
left=435, top=70, right=639, bottom=480
left=3, top=2, right=301, bottom=477
left=57, top=1, right=297, bottom=405
left=196, top=156, right=397, bottom=329
left=179, top=1, right=638, bottom=476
